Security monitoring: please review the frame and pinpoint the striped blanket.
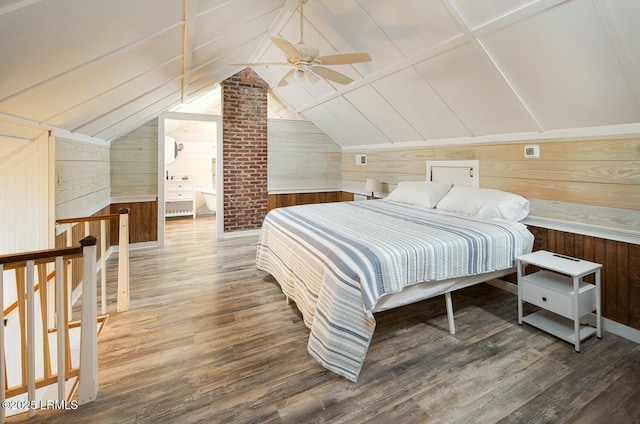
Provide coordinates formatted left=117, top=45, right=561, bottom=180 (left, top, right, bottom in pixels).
left=256, top=200, right=533, bottom=381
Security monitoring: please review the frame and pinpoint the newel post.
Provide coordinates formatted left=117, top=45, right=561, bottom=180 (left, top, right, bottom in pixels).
left=77, top=236, right=98, bottom=404
left=116, top=208, right=130, bottom=312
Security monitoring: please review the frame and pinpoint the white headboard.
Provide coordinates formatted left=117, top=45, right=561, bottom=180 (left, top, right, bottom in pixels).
left=426, top=160, right=479, bottom=188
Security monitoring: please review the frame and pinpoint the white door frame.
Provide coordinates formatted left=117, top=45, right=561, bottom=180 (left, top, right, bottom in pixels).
left=157, top=112, right=223, bottom=246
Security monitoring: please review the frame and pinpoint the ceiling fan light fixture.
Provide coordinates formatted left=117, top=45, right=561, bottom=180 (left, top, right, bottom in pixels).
left=292, top=67, right=318, bottom=85
left=306, top=71, right=319, bottom=85
left=293, top=69, right=305, bottom=82
left=232, top=0, right=371, bottom=87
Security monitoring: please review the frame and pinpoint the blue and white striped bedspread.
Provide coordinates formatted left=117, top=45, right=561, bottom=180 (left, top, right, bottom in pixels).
left=256, top=200, right=533, bottom=381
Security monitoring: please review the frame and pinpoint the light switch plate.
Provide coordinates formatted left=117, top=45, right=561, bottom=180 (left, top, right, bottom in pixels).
left=524, top=145, right=539, bottom=158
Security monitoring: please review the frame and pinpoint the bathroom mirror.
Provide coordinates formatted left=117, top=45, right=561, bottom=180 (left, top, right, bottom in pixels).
left=165, top=136, right=178, bottom=165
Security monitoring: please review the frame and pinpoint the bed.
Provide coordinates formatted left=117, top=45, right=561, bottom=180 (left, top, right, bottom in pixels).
left=256, top=160, right=534, bottom=381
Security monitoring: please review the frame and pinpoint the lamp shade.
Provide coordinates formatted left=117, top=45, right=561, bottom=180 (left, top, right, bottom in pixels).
left=365, top=178, right=380, bottom=195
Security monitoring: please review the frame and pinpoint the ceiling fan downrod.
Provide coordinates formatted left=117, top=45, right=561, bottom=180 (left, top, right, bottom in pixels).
left=298, top=0, right=309, bottom=44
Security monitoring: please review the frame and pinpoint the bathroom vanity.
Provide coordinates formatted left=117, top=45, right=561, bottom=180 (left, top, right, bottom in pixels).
left=165, top=180, right=196, bottom=218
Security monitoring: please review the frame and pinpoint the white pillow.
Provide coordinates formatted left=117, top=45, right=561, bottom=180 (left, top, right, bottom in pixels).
left=436, top=186, right=530, bottom=221
left=385, top=181, right=452, bottom=208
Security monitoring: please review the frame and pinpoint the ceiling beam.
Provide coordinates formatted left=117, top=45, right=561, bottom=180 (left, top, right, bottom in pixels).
left=0, top=0, right=45, bottom=17
left=182, top=0, right=198, bottom=103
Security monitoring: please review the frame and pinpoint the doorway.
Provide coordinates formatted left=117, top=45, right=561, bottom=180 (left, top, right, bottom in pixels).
left=158, top=112, right=222, bottom=246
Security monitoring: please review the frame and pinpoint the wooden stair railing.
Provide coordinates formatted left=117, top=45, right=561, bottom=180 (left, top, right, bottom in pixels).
left=56, top=208, right=130, bottom=314
left=0, top=237, right=98, bottom=422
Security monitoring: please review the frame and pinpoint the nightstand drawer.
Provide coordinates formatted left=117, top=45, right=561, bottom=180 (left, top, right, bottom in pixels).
left=521, top=270, right=596, bottom=319
left=522, top=279, right=572, bottom=318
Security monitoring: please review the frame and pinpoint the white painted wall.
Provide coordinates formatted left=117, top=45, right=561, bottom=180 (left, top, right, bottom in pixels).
left=0, top=130, right=53, bottom=255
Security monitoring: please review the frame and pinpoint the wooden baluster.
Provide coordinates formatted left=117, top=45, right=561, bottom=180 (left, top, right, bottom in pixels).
left=77, top=236, right=98, bottom=404
left=66, top=224, right=73, bottom=321
left=84, top=222, right=90, bottom=241
left=63, top=264, right=72, bottom=380
left=117, top=209, right=130, bottom=312
left=25, top=260, right=35, bottom=418
left=38, top=264, right=52, bottom=383
left=46, top=268, right=55, bottom=335
left=16, top=268, right=27, bottom=402
left=100, top=220, right=107, bottom=315
left=55, top=256, right=66, bottom=404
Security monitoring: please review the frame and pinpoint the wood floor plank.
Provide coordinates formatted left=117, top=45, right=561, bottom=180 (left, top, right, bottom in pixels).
left=6, top=215, right=640, bottom=424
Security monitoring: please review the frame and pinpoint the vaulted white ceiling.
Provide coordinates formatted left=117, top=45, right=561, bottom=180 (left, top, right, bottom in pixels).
left=0, top=0, right=639, bottom=149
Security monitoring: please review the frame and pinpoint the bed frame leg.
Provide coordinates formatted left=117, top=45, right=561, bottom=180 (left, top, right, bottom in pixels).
left=445, top=292, right=455, bottom=335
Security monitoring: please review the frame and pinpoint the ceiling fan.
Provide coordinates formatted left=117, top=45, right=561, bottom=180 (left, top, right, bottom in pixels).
left=230, top=0, right=371, bottom=87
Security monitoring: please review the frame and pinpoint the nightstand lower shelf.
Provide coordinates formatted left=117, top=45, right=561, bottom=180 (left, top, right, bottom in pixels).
left=522, top=309, right=597, bottom=348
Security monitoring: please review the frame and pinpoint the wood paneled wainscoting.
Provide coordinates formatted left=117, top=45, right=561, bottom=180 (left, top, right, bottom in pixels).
left=57, top=201, right=157, bottom=250
left=267, top=191, right=354, bottom=211
left=108, top=201, right=157, bottom=245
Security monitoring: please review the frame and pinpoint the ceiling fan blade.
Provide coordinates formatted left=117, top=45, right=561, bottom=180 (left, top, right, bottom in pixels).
left=271, top=37, right=301, bottom=61
left=313, top=67, right=354, bottom=85
left=318, top=52, right=371, bottom=65
left=228, top=62, right=289, bottom=67
left=277, top=69, right=296, bottom=87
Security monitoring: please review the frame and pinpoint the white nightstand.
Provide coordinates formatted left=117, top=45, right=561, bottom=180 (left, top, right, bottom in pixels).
left=516, top=250, right=602, bottom=352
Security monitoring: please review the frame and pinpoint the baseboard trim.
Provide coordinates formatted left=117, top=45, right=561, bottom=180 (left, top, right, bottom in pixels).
left=220, top=229, right=261, bottom=239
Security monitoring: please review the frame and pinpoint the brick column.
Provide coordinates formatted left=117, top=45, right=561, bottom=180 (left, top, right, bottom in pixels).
left=221, top=69, right=269, bottom=233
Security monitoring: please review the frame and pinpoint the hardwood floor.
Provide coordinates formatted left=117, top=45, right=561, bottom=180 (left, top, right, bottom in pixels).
left=8, top=216, right=640, bottom=424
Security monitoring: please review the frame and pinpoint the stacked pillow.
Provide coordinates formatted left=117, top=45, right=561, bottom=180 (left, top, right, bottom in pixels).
left=385, top=181, right=452, bottom=208
left=435, top=186, right=530, bottom=221
left=385, top=181, right=530, bottom=221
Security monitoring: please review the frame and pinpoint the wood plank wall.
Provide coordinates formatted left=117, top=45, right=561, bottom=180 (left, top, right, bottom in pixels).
left=437, top=138, right=639, bottom=215
left=110, top=119, right=158, bottom=198
left=343, top=137, right=640, bottom=231
left=343, top=146, right=435, bottom=193
left=268, top=120, right=342, bottom=192
left=56, top=121, right=159, bottom=250
left=55, top=137, right=110, bottom=220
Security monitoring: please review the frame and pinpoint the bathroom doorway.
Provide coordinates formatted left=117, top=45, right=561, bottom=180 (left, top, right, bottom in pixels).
left=158, top=112, right=222, bottom=246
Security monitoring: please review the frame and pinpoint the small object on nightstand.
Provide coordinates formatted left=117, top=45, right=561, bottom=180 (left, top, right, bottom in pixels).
left=516, top=250, right=602, bottom=352
left=365, top=178, right=380, bottom=199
